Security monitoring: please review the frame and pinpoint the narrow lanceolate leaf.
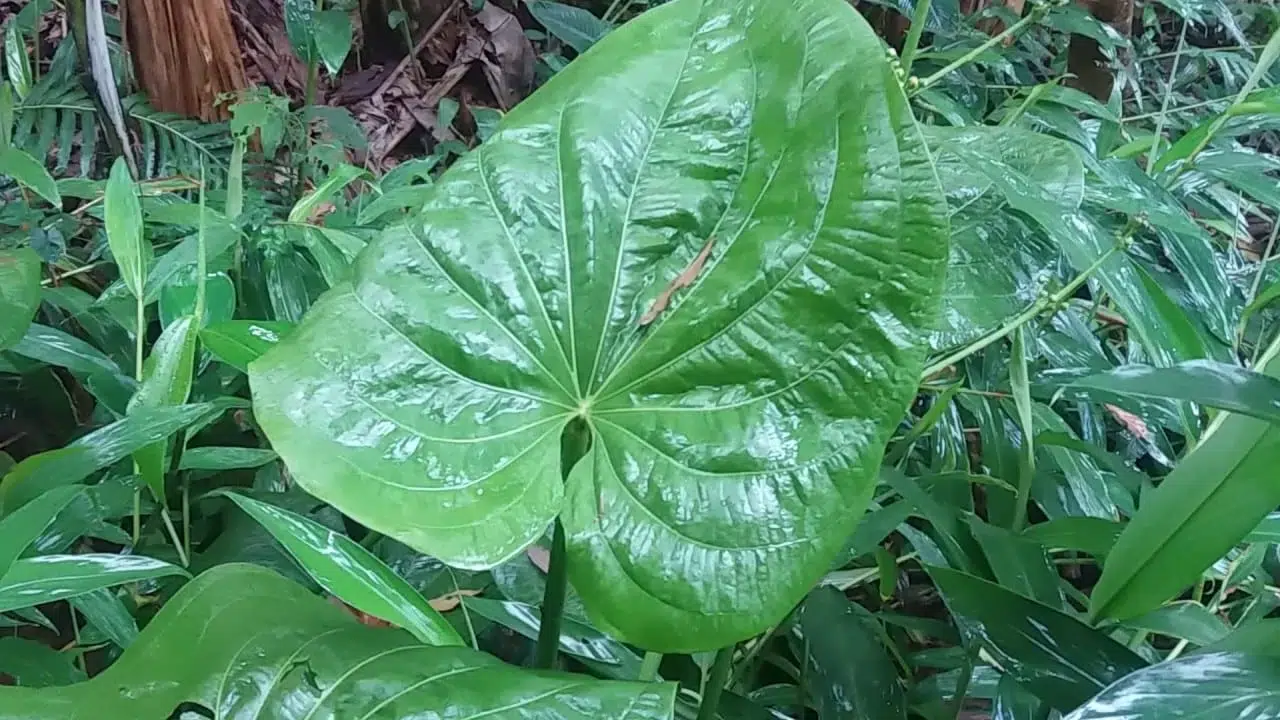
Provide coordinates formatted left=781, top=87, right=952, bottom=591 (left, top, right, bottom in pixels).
left=0, top=554, right=186, bottom=613
left=179, top=447, right=278, bottom=471
left=0, top=404, right=221, bottom=513
left=799, top=587, right=906, bottom=720
left=0, top=248, right=42, bottom=350
left=127, top=315, right=200, bottom=499
left=288, top=163, right=365, bottom=223
left=928, top=566, right=1145, bottom=711
left=219, top=492, right=464, bottom=647
left=200, top=320, right=292, bottom=373
left=250, top=0, right=949, bottom=652
left=1090, top=348, right=1280, bottom=623
left=0, top=564, right=678, bottom=718
left=0, top=486, right=86, bottom=575
left=103, top=157, right=150, bottom=299
left=129, top=316, right=199, bottom=412
left=11, top=322, right=125, bottom=376
left=0, top=146, right=60, bottom=206
left=1063, top=652, right=1280, bottom=720
left=1068, top=360, right=1280, bottom=425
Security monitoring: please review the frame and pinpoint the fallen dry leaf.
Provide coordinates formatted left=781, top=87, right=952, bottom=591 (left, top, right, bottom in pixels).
left=639, top=237, right=717, bottom=326
left=1105, top=403, right=1151, bottom=441
left=328, top=595, right=395, bottom=628
left=526, top=545, right=551, bottom=573
left=428, top=589, right=482, bottom=612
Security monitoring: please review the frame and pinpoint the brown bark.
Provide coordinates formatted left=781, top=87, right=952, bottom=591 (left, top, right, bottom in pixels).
left=125, top=0, right=249, bottom=121
left=1067, top=0, right=1135, bottom=101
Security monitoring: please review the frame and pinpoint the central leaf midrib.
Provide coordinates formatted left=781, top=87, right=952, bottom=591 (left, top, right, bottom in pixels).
left=581, top=0, right=705, bottom=395
left=591, top=21, right=824, bottom=402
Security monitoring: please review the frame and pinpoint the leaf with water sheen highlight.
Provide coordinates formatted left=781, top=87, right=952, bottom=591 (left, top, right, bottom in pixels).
left=250, top=0, right=948, bottom=651
left=221, top=491, right=463, bottom=647
left=0, top=248, right=42, bottom=350
left=0, top=563, right=677, bottom=718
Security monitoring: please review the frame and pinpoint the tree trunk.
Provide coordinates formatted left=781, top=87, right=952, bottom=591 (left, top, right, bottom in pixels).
left=1067, top=0, right=1135, bottom=101
left=124, top=0, right=248, bottom=121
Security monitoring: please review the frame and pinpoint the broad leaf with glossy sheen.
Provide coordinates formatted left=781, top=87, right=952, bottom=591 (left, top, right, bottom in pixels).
left=1063, top=652, right=1280, bottom=720
left=0, top=564, right=677, bottom=718
left=250, top=0, right=947, bottom=651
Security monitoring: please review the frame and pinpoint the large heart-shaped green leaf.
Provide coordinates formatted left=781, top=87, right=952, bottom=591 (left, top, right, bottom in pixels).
left=250, top=0, right=948, bottom=651
left=0, top=564, right=676, bottom=718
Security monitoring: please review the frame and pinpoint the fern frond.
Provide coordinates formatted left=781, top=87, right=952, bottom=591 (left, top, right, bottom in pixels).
left=13, top=72, right=232, bottom=180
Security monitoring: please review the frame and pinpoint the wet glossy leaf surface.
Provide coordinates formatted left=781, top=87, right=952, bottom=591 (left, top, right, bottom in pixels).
left=462, top=596, right=644, bottom=677
left=1068, top=361, right=1280, bottom=424
left=0, top=486, right=86, bottom=574
left=1091, top=350, right=1280, bottom=623
left=0, top=554, right=186, bottom=613
left=0, top=404, right=222, bottom=512
left=798, top=587, right=905, bottom=720
left=250, top=0, right=948, bottom=651
left=0, top=564, right=677, bottom=718
left=922, top=126, right=1075, bottom=350
left=180, top=447, right=279, bottom=471
left=1063, top=652, right=1280, bottom=720
left=928, top=566, right=1146, bottom=711
left=201, top=320, right=293, bottom=373
left=219, top=491, right=464, bottom=646
left=128, top=315, right=199, bottom=498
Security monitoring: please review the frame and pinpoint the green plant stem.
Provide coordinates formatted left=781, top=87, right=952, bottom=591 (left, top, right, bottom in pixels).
left=696, top=645, right=736, bottom=720
left=297, top=0, right=324, bottom=199
left=602, top=0, right=630, bottom=23
left=533, top=519, right=568, bottom=669
left=912, top=10, right=1041, bottom=94
left=921, top=245, right=1119, bottom=378
left=638, top=651, right=663, bottom=681
left=1145, top=20, right=1187, bottom=175
left=131, top=295, right=145, bottom=543
left=949, top=646, right=978, bottom=719
left=899, top=0, right=934, bottom=78
left=182, top=480, right=191, bottom=565
left=159, top=508, right=189, bottom=567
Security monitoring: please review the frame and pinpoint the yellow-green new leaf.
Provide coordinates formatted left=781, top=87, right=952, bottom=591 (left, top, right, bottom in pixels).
left=103, top=157, right=150, bottom=299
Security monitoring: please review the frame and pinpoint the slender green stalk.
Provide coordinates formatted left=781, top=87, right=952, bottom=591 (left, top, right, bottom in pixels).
left=899, top=0, right=934, bottom=78
left=182, top=480, right=191, bottom=565
left=602, top=0, right=630, bottom=23
left=1009, top=328, right=1035, bottom=532
left=131, top=294, right=145, bottom=543
left=921, top=245, right=1119, bottom=379
left=159, top=508, right=189, bottom=567
left=912, top=10, right=1042, bottom=94
left=638, top=651, right=663, bottom=681
left=297, top=0, right=324, bottom=198
left=696, top=645, right=736, bottom=720
left=948, top=646, right=978, bottom=719
left=1145, top=20, right=1187, bottom=175
left=534, top=520, right=568, bottom=668
left=535, top=418, right=591, bottom=668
